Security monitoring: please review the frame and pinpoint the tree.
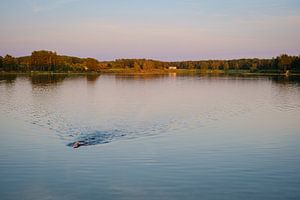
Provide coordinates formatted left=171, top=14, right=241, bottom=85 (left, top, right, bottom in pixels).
left=291, top=56, right=300, bottom=72
left=85, top=58, right=99, bottom=71
left=3, top=55, right=18, bottom=71
left=200, top=62, right=208, bottom=71
left=188, top=62, right=194, bottom=69
left=30, top=50, right=58, bottom=71
left=234, top=62, right=240, bottom=70
left=211, top=61, right=221, bottom=70
left=250, top=63, right=258, bottom=72
left=133, top=62, right=141, bottom=71
left=223, top=62, right=229, bottom=71
left=277, top=54, right=292, bottom=72
left=142, top=60, right=154, bottom=71
left=0, top=56, right=3, bottom=70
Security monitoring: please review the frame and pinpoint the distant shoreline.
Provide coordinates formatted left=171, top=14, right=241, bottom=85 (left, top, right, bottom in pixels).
left=1, top=51, right=299, bottom=75
left=1, top=69, right=300, bottom=76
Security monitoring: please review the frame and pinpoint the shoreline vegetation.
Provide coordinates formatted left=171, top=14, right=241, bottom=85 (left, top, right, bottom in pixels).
left=1, top=50, right=299, bottom=75
left=2, top=70, right=300, bottom=77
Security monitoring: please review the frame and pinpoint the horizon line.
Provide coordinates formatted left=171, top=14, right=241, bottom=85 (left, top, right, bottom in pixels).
left=2, top=50, right=300, bottom=62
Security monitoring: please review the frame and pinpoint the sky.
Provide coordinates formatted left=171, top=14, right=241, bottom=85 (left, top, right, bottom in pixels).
left=0, top=0, right=300, bottom=61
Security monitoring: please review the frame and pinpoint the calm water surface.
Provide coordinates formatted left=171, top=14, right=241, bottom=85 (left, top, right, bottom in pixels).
left=1, top=74, right=300, bottom=200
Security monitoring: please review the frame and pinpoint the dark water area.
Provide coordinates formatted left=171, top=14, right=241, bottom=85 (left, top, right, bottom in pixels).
left=1, top=74, right=300, bottom=200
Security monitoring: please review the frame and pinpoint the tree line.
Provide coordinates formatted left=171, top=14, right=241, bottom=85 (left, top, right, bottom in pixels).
left=0, top=50, right=299, bottom=73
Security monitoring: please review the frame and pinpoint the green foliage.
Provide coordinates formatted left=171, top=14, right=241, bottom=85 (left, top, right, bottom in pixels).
left=200, top=62, right=208, bottom=71
left=85, top=58, right=99, bottom=71
left=17, top=56, right=31, bottom=71
left=2, top=55, right=18, bottom=71
left=0, top=56, right=3, bottom=69
left=1, top=51, right=299, bottom=73
left=277, top=54, right=293, bottom=72
left=31, top=50, right=58, bottom=71
left=133, top=62, right=141, bottom=71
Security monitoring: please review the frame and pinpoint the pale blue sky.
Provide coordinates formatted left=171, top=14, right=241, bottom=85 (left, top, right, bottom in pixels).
left=1, top=0, right=300, bottom=61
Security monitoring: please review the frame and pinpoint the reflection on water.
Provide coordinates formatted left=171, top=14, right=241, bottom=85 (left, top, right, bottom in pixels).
left=1, top=74, right=300, bottom=199
left=86, top=74, right=101, bottom=83
left=30, top=74, right=68, bottom=85
left=0, top=74, right=17, bottom=83
left=271, top=75, right=300, bottom=85
left=1, top=74, right=300, bottom=148
left=115, top=73, right=169, bottom=81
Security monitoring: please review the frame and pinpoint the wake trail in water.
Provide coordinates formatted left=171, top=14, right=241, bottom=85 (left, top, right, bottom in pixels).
left=1, top=92, right=178, bottom=147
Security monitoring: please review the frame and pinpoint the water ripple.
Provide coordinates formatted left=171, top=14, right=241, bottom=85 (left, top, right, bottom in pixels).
left=66, top=129, right=126, bottom=147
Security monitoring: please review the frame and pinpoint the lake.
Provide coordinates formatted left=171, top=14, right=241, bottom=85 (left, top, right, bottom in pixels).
left=1, top=74, right=300, bottom=200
